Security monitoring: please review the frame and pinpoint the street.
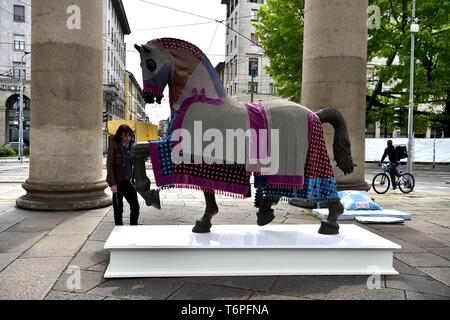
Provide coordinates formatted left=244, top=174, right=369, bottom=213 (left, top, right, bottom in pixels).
left=1, top=160, right=450, bottom=300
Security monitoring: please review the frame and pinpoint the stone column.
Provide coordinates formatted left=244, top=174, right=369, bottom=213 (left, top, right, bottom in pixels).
left=301, top=0, right=368, bottom=190
left=17, top=0, right=111, bottom=210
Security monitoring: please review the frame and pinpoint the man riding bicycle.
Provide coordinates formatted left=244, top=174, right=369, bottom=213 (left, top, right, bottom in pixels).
left=379, top=140, right=401, bottom=190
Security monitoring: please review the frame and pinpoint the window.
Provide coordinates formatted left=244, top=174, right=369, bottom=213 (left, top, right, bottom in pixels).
left=234, top=56, right=237, bottom=76
left=231, top=18, right=234, bottom=27
left=230, top=40, right=233, bottom=52
left=248, top=82, right=258, bottom=94
left=249, top=0, right=264, bottom=3
left=13, top=62, right=26, bottom=79
left=251, top=33, right=259, bottom=46
left=225, top=63, right=229, bottom=82
left=251, top=9, right=258, bottom=21
left=234, top=35, right=237, bottom=48
left=249, top=58, right=258, bottom=76
left=13, top=35, right=25, bottom=51
left=235, top=12, right=237, bottom=24
left=13, top=5, right=25, bottom=22
left=230, top=60, right=233, bottom=80
left=226, top=23, right=229, bottom=35
left=234, top=82, right=238, bottom=94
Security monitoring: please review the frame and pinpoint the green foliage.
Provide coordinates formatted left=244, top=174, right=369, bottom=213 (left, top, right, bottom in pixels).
left=254, top=0, right=304, bottom=102
left=254, top=0, right=450, bottom=134
left=0, top=146, right=17, bottom=157
left=367, top=0, right=450, bottom=133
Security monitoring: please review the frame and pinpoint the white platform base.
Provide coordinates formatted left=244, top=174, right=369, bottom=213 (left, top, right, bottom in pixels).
left=104, top=224, right=400, bottom=278
left=313, top=208, right=411, bottom=221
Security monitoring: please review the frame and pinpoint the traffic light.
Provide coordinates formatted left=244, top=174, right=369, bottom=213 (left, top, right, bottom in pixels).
left=393, top=107, right=404, bottom=128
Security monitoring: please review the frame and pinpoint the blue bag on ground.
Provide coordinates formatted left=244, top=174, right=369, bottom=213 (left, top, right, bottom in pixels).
left=338, top=191, right=383, bottom=211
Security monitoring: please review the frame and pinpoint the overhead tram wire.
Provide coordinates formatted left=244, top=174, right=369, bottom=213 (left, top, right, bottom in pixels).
left=134, top=0, right=222, bottom=22
left=5, top=0, right=260, bottom=49
left=133, top=0, right=263, bottom=48
left=207, top=23, right=220, bottom=54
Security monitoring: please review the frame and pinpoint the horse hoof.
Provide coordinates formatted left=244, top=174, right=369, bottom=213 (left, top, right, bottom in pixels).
left=192, top=220, right=212, bottom=234
left=145, top=190, right=161, bottom=210
left=257, top=210, right=275, bottom=227
left=318, top=221, right=340, bottom=235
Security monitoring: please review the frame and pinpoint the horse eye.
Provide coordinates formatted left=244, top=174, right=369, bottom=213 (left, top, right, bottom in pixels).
left=146, top=59, right=157, bottom=72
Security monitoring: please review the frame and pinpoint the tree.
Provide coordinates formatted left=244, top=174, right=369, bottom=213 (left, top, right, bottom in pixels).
left=255, top=0, right=450, bottom=136
left=255, top=0, right=304, bottom=102
left=367, top=0, right=450, bottom=135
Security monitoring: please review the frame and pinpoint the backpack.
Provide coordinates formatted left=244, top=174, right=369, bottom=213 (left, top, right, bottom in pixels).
left=395, top=145, right=408, bottom=160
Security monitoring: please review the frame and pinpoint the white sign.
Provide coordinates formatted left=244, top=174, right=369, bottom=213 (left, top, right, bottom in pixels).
left=0, top=85, right=24, bottom=92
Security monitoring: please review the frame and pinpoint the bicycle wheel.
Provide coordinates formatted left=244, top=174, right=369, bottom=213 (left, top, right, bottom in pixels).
left=372, top=173, right=390, bottom=194
left=399, top=173, right=415, bottom=194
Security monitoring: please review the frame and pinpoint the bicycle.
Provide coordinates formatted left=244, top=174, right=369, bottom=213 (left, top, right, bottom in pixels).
left=372, top=162, right=415, bottom=194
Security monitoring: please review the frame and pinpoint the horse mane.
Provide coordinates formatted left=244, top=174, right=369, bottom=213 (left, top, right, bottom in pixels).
left=152, top=38, right=205, bottom=61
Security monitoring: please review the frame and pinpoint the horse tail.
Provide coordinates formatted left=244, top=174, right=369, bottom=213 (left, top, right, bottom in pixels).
left=316, top=107, right=356, bottom=176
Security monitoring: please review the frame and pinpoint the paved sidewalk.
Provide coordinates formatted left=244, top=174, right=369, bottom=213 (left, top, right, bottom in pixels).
left=0, top=167, right=450, bottom=299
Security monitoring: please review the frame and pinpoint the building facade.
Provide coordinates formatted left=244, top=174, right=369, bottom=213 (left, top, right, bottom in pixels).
left=221, top=0, right=276, bottom=97
left=124, top=71, right=148, bottom=122
left=1, top=0, right=131, bottom=148
left=0, top=0, right=31, bottom=146
left=102, top=0, right=131, bottom=152
left=103, top=0, right=131, bottom=122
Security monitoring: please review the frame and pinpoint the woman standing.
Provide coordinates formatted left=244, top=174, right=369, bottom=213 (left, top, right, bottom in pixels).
left=106, top=124, right=140, bottom=226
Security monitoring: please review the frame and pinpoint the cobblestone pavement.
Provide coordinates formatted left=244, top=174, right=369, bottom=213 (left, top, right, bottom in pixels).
left=0, top=161, right=449, bottom=300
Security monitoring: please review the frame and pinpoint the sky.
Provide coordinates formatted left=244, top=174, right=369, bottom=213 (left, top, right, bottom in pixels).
left=122, top=0, right=227, bottom=124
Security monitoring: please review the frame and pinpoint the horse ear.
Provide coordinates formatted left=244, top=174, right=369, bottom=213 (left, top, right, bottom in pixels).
left=134, top=44, right=141, bottom=52
left=142, top=45, right=151, bottom=53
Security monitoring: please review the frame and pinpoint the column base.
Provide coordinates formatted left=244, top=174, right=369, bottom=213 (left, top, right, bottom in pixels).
left=16, top=179, right=112, bottom=211
left=336, top=181, right=370, bottom=192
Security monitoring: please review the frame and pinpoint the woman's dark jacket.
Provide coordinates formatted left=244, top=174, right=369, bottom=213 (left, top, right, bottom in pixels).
left=106, top=136, right=135, bottom=187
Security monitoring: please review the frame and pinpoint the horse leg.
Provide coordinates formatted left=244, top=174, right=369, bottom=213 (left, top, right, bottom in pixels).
left=131, top=143, right=161, bottom=210
left=257, top=195, right=279, bottom=227
left=192, top=192, right=219, bottom=233
left=254, top=188, right=262, bottom=208
left=318, top=200, right=344, bottom=235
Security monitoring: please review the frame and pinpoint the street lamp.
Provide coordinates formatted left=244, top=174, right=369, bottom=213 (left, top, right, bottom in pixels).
left=407, top=0, right=419, bottom=174
left=18, top=51, right=31, bottom=163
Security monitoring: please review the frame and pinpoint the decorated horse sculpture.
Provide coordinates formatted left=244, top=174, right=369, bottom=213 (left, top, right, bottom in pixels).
left=132, top=38, right=356, bottom=235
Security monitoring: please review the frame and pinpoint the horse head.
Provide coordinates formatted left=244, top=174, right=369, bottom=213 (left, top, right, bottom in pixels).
left=136, top=38, right=226, bottom=109
left=134, top=41, right=172, bottom=105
